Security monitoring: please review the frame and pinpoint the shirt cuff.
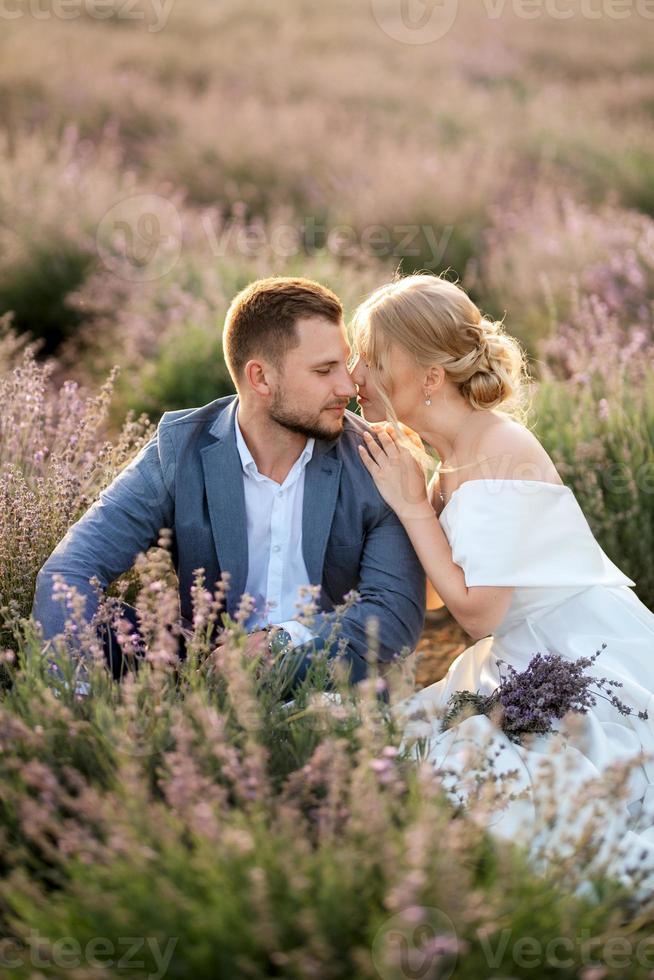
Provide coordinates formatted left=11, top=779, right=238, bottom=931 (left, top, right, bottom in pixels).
left=277, top=620, right=315, bottom=649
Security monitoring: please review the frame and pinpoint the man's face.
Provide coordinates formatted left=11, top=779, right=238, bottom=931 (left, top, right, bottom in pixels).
left=268, top=315, right=358, bottom=440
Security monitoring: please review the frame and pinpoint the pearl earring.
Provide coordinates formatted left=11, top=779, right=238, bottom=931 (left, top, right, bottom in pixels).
left=424, top=393, right=432, bottom=406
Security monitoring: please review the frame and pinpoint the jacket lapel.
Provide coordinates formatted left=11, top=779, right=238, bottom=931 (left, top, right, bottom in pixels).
left=302, top=441, right=342, bottom=585
left=200, top=397, right=249, bottom=614
left=200, top=395, right=344, bottom=608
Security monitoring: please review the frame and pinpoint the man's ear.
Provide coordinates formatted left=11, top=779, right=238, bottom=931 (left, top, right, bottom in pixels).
left=244, top=358, right=274, bottom=396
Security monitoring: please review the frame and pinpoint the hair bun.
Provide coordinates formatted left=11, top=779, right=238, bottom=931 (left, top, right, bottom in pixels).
left=476, top=333, right=491, bottom=365
left=463, top=324, right=525, bottom=410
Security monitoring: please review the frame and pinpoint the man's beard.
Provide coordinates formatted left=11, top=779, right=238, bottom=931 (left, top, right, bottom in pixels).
left=269, top=391, right=346, bottom=441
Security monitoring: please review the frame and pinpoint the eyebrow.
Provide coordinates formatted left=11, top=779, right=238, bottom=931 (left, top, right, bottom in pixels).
left=309, top=359, right=345, bottom=368
left=311, top=347, right=353, bottom=365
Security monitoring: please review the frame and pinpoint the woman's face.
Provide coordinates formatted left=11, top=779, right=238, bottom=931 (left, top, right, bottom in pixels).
left=350, top=343, right=424, bottom=426
left=349, top=354, right=387, bottom=422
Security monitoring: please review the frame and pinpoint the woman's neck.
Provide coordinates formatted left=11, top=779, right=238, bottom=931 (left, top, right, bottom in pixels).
left=419, top=402, right=479, bottom=464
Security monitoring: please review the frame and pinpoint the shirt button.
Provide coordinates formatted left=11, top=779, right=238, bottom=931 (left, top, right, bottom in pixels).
left=269, top=600, right=278, bottom=608
left=272, top=545, right=281, bottom=553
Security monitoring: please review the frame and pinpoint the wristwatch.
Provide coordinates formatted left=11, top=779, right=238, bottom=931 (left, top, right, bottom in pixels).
left=263, top=625, right=293, bottom=657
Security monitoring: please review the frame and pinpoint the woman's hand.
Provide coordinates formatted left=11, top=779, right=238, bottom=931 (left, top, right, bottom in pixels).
left=368, top=420, right=423, bottom=451
left=358, top=425, right=431, bottom=521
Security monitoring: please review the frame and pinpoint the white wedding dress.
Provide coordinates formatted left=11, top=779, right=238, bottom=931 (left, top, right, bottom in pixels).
left=393, top=479, right=654, bottom=894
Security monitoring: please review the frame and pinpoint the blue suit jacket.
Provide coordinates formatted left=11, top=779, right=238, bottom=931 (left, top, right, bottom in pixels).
left=32, top=395, right=426, bottom=686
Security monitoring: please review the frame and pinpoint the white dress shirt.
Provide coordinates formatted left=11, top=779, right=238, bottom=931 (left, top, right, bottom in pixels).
left=234, top=411, right=316, bottom=648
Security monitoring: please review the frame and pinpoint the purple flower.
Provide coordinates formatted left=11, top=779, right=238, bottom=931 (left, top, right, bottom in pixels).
left=442, top=645, right=647, bottom=744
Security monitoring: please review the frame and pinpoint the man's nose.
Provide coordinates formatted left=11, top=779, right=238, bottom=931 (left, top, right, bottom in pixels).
left=335, top=367, right=358, bottom=399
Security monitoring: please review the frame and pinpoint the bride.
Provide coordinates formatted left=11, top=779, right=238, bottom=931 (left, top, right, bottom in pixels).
left=350, top=273, right=654, bottom=888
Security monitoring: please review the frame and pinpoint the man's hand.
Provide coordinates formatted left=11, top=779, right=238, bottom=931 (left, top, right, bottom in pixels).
left=215, top=628, right=269, bottom=659
left=213, top=628, right=273, bottom=683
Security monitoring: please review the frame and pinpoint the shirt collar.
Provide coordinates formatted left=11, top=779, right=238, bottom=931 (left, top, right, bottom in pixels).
left=234, top=410, right=314, bottom=477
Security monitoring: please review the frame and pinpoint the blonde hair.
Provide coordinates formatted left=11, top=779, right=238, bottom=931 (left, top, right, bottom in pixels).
left=350, top=273, right=530, bottom=470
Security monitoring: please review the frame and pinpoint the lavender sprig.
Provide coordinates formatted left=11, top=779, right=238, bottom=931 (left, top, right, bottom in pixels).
left=441, top=644, right=649, bottom=745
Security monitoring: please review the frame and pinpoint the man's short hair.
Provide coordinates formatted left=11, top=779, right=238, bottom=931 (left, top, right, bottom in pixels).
left=223, top=276, right=343, bottom=383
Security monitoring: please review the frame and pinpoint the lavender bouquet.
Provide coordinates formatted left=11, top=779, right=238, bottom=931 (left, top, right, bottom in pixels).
left=440, top=645, right=649, bottom=745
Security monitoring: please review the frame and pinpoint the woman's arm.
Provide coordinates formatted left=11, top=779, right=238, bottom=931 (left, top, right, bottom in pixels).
left=425, top=471, right=447, bottom=609
left=397, top=501, right=513, bottom=638
left=358, top=428, right=513, bottom=639
left=427, top=469, right=444, bottom=517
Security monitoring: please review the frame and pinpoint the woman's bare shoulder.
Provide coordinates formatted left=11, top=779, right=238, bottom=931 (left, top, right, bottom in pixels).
left=471, top=415, right=563, bottom=485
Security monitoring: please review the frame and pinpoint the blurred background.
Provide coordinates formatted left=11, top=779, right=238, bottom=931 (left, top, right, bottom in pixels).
left=1, top=0, right=653, bottom=668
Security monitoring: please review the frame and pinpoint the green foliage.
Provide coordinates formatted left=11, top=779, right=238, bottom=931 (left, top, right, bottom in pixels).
left=0, top=603, right=647, bottom=980
left=0, top=241, right=94, bottom=355
left=120, top=319, right=235, bottom=421
left=533, top=373, right=654, bottom=610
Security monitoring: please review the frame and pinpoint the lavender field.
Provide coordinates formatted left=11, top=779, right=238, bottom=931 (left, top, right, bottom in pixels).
left=1, top=0, right=654, bottom=976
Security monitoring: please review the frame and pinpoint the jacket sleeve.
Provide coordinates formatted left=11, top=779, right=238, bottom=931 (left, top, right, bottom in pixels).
left=31, top=423, right=175, bottom=644
left=283, top=504, right=426, bottom=691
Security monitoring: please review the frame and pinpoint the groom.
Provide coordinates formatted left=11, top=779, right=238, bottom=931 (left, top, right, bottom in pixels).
left=31, top=276, right=426, bottom=694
